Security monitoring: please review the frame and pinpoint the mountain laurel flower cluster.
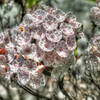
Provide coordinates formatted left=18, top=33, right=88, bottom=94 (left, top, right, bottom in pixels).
left=90, top=5, right=100, bottom=26
left=0, top=5, right=82, bottom=89
left=84, top=34, right=100, bottom=86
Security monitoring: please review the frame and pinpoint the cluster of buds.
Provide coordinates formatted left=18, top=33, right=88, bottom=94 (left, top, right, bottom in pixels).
left=0, top=5, right=82, bottom=89
left=90, top=5, right=100, bottom=26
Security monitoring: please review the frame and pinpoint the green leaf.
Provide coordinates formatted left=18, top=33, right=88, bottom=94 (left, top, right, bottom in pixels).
left=26, top=0, right=40, bottom=8
left=74, top=48, right=77, bottom=57
left=74, top=40, right=78, bottom=57
left=86, top=0, right=96, bottom=2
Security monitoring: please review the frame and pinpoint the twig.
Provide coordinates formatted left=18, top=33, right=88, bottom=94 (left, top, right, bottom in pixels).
left=58, top=78, right=73, bottom=100
left=12, top=79, right=51, bottom=100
